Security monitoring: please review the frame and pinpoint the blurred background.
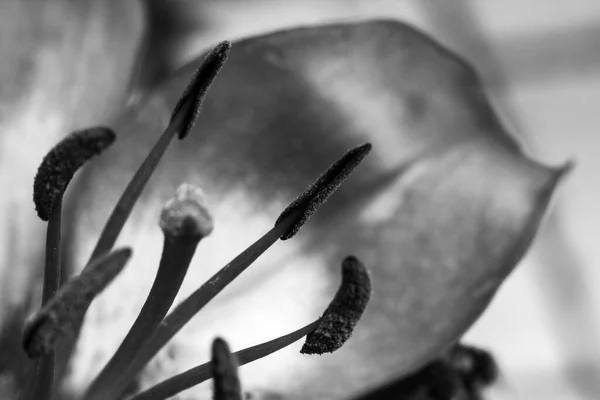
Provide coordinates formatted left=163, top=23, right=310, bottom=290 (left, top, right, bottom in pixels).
left=1, top=1, right=599, bottom=399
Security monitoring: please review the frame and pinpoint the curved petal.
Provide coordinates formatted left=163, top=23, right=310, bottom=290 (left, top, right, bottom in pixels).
left=64, top=20, right=568, bottom=399
left=0, top=0, right=144, bottom=321
left=0, top=1, right=146, bottom=395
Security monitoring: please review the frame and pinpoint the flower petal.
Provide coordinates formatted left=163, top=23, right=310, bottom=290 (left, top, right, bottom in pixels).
left=64, top=20, right=569, bottom=398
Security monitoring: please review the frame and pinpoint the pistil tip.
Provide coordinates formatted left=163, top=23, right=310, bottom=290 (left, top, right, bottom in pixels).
left=160, top=183, right=214, bottom=239
left=301, top=255, right=371, bottom=355
left=33, top=127, right=116, bottom=221
left=275, top=143, right=372, bottom=240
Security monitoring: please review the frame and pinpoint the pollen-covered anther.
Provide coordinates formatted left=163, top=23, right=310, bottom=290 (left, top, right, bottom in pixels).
left=301, top=255, right=372, bottom=355
left=160, top=183, right=214, bottom=239
left=170, top=40, right=231, bottom=139
left=22, top=248, right=131, bottom=358
left=33, top=126, right=116, bottom=221
left=275, top=143, right=372, bottom=240
left=212, top=338, right=243, bottom=400
left=124, top=257, right=369, bottom=398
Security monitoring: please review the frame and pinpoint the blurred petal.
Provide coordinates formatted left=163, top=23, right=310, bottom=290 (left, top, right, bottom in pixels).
left=0, top=0, right=145, bottom=392
left=65, top=20, right=567, bottom=399
left=0, top=0, right=145, bottom=315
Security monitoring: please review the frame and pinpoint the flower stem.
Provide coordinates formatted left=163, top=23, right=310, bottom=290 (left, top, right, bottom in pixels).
left=42, top=197, right=63, bottom=303
left=87, top=124, right=176, bottom=262
left=86, top=236, right=200, bottom=397
left=30, top=197, right=63, bottom=400
left=130, top=321, right=319, bottom=400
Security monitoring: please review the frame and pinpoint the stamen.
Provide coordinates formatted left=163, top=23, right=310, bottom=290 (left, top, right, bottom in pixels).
left=128, top=256, right=369, bottom=399
left=71, top=43, right=228, bottom=374
left=301, top=255, right=371, bottom=354
left=22, top=248, right=132, bottom=358
left=86, top=185, right=212, bottom=397
left=33, top=127, right=116, bottom=221
left=212, top=338, right=243, bottom=400
left=31, top=127, right=114, bottom=400
left=87, top=41, right=229, bottom=262
left=275, top=143, right=372, bottom=240
left=83, top=144, right=371, bottom=400
left=170, top=41, right=231, bottom=139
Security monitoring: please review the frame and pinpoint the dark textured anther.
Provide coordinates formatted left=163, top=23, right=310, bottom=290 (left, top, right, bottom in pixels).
left=301, top=255, right=371, bottom=355
left=33, top=127, right=115, bottom=221
left=170, top=41, right=231, bottom=139
left=275, top=143, right=371, bottom=240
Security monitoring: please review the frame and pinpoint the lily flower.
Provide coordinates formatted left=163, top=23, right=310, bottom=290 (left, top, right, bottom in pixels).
left=0, top=3, right=570, bottom=400
left=59, top=19, right=567, bottom=399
